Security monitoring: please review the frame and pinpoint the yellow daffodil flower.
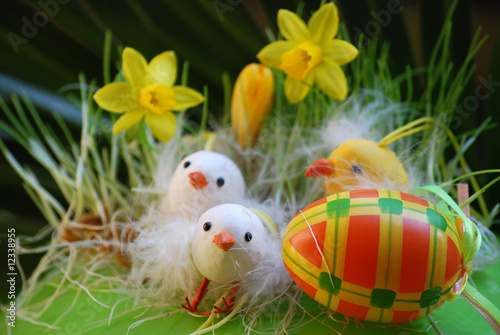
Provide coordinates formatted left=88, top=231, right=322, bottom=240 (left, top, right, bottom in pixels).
left=257, top=2, right=358, bottom=103
left=94, top=47, right=204, bottom=142
left=231, top=63, right=275, bottom=147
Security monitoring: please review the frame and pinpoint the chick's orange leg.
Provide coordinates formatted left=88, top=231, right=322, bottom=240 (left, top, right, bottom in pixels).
left=182, top=277, right=211, bottom=315
left=213, top=282, right=238, bottom=314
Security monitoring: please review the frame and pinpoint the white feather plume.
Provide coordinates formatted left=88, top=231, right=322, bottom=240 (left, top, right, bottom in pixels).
left=128, top=211, right=200, bottom=303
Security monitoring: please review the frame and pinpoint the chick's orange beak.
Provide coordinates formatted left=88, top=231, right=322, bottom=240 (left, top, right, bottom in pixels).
left=305, top=158, right=335, bottom=178
left=213, top=232, right=236, bottom=251
left=189, top=171, right=209, bottom=189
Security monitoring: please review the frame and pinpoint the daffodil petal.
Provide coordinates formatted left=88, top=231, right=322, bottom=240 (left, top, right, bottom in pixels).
left=112, top=109, right=145, bottom=135
left=172, top=86, right=204, bottom=111
left=278, top=9, right=309, bottom=44
left=284, top=73, right=312, bottom=104
left=257, top=41, right=294, bottom=68
left=323, top=39, right=359, bottom=65
left=93, top=82, right=137, bottom=113
left=308, top=2, right=339, bottom=45
left=123, top=47, right=148, bottom=87
left=148, top=51, right=177, bottom=87
left=145, top=111, right=176, bottom=142
left=314, top=61, right=348, bottom=100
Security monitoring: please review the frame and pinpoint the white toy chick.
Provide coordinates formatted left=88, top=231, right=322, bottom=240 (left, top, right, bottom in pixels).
left=129, top=151, right=247, bottom=302
left=183, top=204, right=269, bottom=315
left=160, top=150, right=246, bottom=219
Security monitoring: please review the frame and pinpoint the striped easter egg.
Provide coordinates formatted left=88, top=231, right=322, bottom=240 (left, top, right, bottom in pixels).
left=282, top=189, right=464, bottom=323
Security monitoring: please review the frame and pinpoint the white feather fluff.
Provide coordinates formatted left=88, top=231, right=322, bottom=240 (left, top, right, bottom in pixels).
left=128, top=211, right=200, bottom=302
left=472, top=217, right=500, bottom=271
left=239, top=226, right=293, bottom=306
left=322, top=90, right=410, bottom=149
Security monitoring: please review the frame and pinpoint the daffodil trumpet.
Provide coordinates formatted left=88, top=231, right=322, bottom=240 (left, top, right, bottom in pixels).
left=93, top=47, right=204, bottom=142
left=257, top=2, right=358, bottom=103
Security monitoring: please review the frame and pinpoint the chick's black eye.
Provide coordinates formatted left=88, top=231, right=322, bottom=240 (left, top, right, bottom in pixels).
left=203, top=222, right=211, bottom=231
left=244, top=232, right=252, bottom=242
left=184, top=161, right=191, bottom=168
left=352, top=165, right=362, bottom=174
left=216, top=177, right=225, bottom=187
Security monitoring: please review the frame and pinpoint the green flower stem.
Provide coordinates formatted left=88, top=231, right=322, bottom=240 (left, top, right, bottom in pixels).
left=463, top=282, right=500, bottom=334
left=103, top=29, right=112, bottom=85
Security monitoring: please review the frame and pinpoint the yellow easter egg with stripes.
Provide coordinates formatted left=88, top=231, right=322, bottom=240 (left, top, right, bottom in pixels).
left=282, top=189, right=465, bottom=323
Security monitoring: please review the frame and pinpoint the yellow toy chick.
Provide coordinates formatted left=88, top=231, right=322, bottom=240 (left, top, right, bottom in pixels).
left=305, top=117, right=433, bottom=194
left=305, top=139, right=408, bottom=194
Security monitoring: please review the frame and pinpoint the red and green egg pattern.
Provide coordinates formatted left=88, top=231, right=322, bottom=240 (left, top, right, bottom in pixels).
left=282, top=189, right=464, bottom=323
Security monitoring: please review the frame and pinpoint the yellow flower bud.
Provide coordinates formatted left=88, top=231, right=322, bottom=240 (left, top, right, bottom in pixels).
left=231, top=63, right=275, bottom=147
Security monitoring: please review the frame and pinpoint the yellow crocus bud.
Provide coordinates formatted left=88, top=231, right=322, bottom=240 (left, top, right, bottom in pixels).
left=231, top=63, right=275, bottom=147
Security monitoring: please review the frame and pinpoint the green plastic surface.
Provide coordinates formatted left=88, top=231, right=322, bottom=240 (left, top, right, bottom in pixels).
left=2, top=252, right=499, bottom=335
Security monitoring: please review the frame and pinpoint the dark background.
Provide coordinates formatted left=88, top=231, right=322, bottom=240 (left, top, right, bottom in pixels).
left=0, top=0, right=499, bottom=301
